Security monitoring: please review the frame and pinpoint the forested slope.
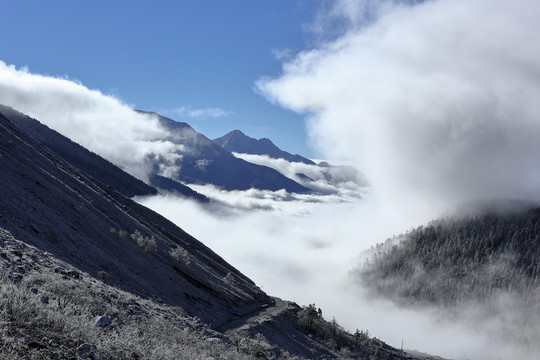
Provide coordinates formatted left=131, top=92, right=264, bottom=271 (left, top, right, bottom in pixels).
left=359, top=200, right=540, bottom=306
left=356, top=200, right=540, bottom=353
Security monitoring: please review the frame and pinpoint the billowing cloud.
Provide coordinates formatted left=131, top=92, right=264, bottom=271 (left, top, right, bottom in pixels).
left=0, top=61, right=181, bottom=181
left=175, top=106, right=229, bottom=119
left=258, top=0, right=540, bottom=205
left=253, top=0, right=540, bottom=358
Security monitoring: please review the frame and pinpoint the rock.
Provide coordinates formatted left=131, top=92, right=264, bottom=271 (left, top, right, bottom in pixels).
left=27, top=340, right=45, bottom=349
left=126, top=298, right=138, bottom=306
left=8, top=273, right=23, bottom=283
left=206, top=337, right=224, bottom=344
left=124, top=348, right=142, bottom=359
left=94, top=315, right=112, bottom=328
left=67, top=270, right=81, bottom=279
left=77, top=343, right=95, bottom=357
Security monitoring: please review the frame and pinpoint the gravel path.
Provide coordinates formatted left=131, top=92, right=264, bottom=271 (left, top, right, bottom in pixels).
left=215, top=297, right=287, bottom=332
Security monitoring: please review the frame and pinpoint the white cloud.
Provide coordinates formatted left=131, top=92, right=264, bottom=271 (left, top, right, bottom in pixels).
left=258, top=0, right=540, bottom=205
left=175, top=106, right=229, bottom=119
left=136, top=192, right=505, bottom=359
left=0, top=61, right=182, bottom=181
left=254, top=0, right=540, bottom=358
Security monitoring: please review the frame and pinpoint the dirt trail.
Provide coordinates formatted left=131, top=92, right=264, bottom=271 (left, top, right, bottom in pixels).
left=215, top=297, right=287, bottom=333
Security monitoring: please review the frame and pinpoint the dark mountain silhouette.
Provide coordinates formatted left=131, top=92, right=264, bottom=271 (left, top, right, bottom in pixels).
left=213, top=130, right=315, bottom=165
left=140, top=111, right=310, bottom=193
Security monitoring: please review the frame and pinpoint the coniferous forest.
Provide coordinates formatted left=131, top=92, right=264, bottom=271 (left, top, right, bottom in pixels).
left=357, top=200, right=540, bottom=348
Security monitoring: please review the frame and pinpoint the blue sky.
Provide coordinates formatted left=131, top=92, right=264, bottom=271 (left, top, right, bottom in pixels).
left=0, top=0, right=325, bottom=157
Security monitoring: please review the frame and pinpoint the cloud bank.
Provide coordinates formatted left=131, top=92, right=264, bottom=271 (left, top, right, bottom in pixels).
left=137, top=192, right=504, bottom=360
left=258, top=0, right=540, bottom=205
left=0, top=61, right=181, bottom=181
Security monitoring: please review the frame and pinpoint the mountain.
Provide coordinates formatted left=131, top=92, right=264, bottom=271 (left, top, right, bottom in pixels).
left=140, top=111, right=310, bottom=193
left=0, top=109, right=436, bottom=359
left=0, top=104, right=157, bottom=199
left=0, top=111, right=269, bottom=326
left=213, top=130, right=315, bottom=165
left=148, top=174, right=210, bottom=202
left=213, top=130, right=368, bottom=192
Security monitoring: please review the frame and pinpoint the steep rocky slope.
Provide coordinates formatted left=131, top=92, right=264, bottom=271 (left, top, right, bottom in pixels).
left=0, top=104, right=211, bottom=202
left=0, top=112, right=270, bottom=326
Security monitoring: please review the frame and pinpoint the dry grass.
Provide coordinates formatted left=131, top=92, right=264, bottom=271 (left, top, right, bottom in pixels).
left=0, top=270, right=260, bottom=359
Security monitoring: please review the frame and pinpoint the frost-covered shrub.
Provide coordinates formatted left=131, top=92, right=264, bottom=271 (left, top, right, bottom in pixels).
left=109, top=227, right=128, bottom=241
left=131, top=230, right=157, bottom=253
left=169, top=246, right=191, bottom=265
left=97, top=270, right=111, bottom=283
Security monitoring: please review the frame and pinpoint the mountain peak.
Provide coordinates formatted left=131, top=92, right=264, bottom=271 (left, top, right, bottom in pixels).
left=229, top=129, right=246, bottom=136
left=213, top=130, right=315, bottom=165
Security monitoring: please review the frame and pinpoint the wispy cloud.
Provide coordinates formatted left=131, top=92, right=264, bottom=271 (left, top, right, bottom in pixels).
left=232, top=152, right=366, bottom=197
left=271, top=48, right=294, bottom=61
left=0, top=61, right=182, bottom=182
left=175, top=106, right=230, bottom=119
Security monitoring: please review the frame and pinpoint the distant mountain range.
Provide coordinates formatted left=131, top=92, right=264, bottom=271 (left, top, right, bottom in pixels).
left=1, top=104, right=367, bottom=201
left=141, top=111, right=310, bottom=194
left=213, top=130, right=315, bottom=165
left=192, top=126, right=368, bottom=194
left=213, top=129, right=368, bottom=193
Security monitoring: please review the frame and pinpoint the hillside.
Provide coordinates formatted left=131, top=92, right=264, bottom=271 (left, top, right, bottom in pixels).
left=358, top=200, right=540, bottom=305
left=213, top=130, right=315, bottom=165
left=0, top=111, right=270, bottom=326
